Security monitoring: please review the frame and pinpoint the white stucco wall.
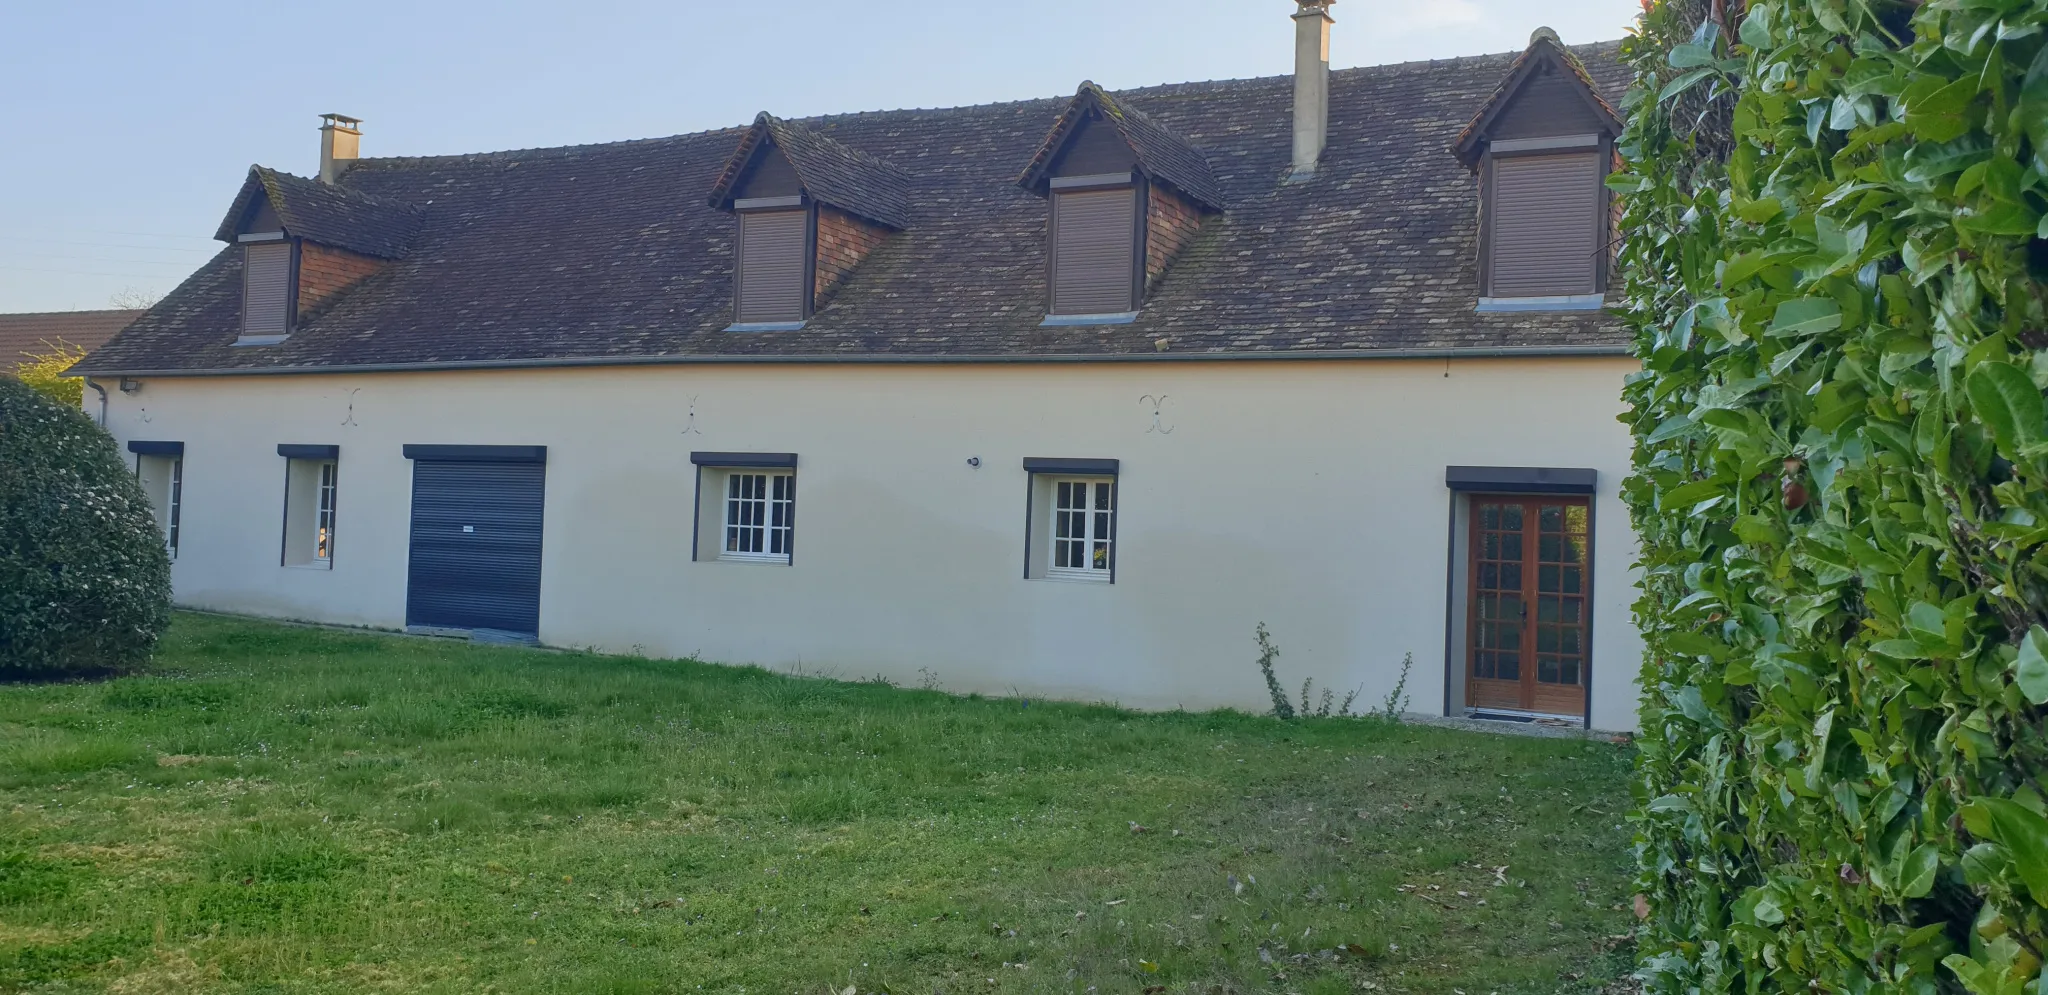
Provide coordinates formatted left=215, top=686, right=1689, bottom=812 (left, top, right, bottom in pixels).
left=100, top=356, right=1646, bottom=731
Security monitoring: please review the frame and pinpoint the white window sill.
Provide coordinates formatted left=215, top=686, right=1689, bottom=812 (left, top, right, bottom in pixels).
left=724, top=321, right=806, bottom=332
left=284, top=561, right=334, bottom=571
left=716, top=554, right=790, bottom=566
left=1041, top=569, right=1113, bottom=584
left=1040, top=312, right=1138, bottom=327
left=1474, top=294, right=1605, bottom=313
left=232, top=334, right=290, bottom=347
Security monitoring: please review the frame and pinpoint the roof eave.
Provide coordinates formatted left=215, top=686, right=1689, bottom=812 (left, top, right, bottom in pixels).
left=72, top=343, right=1633, bottom=379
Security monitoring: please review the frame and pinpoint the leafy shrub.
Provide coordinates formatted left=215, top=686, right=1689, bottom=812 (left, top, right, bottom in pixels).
left=1614, top=1, right=2048, bottom=991
left=0, top=376, right=170, bottom=676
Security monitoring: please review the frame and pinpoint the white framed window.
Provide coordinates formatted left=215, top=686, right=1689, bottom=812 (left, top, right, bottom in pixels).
left=135, top=453, right=183, bottom=560
left=1023, top=458, right=1119, bottom=583
left=316, top=462, right=337, bottom=561
left=1048, top=478, right=1115, bottom=580
left=165, top=458, right=183, bottom=558
left=723, top=471, right=794, bottom=562
left=279, top=446, right=339, bottom=568
left=691, top=453, right=798, bottom=565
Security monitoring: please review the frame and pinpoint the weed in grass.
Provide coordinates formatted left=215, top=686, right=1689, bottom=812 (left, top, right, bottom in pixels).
left=0, top=612, right=1637, bottom=994
left=0, top=852, right=82, bottom=906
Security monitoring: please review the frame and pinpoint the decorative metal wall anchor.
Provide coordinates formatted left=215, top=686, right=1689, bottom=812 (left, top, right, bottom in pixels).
left=341, top=388, right=361, bottom=427
left=680, top=395, right=704, bottom=436
left=1139, top=394, right=1175, bottom=435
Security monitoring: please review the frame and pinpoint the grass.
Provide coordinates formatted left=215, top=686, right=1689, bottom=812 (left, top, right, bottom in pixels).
left=0, top=613, right=1638, bottom=994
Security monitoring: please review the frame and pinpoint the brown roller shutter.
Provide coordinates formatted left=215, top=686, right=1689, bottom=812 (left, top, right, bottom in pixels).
left=1051, top=187, right=1137, bottom=315
left=241, top=241, right=293, bottom=337
left=1488, top=152, right=1601, bottom=298
left=736, top=210, right=808, bottom=323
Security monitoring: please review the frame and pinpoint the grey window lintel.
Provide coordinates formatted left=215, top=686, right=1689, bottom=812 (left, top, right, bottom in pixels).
left=690, top=452, right=798, bottom=469
left=277, top=444, right=339, bottom=460
left=402, top=444, right=548, bottom=463
left=1023, top=457, right=1119, bottom=476
left=1049, top=172, right=1136, bottom=191
left=1445, top=465, right=1596, bottom=495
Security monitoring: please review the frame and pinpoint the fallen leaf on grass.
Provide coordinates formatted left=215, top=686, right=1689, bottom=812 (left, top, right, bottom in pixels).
left=1139, top=959, right=1159, bottom=972
left=1129, top=821, right=1149, bottom=834
left=1105, top=899, right=1126, bottom=906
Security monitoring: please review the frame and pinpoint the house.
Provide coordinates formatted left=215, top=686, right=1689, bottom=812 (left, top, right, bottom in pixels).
left=1, top=309, right=146, bottom=370
left=73, top=8, right=1645, bottom=731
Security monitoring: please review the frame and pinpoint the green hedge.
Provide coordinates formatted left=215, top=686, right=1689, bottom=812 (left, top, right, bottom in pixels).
left=1616, top=0, right=2048, bottom=991
left=0, top=376, right=170, bottom=676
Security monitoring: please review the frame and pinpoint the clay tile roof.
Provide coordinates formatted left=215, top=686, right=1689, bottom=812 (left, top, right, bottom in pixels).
left=1452, top=31, right=1625, bottom=166
left=0, top=309, right=144, bottom=366
left=212, top=166, right=425, bottom=259
left=78, top=42, right=1632, bottom=377
left=708, top=113, right=914, bottom=230
left=1016, top=81, right=1229, bottom=212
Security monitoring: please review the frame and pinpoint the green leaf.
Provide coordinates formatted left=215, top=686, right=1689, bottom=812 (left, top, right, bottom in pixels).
left=1659, top=68, right=1717, bottom=104
left=2015, top=626, right=2048, bottom=704
left=1905, top=76, right=1980, bottom=143
left=1966, top=361, right=2047, bottom=451
left=1668, top=43, right=1717, bottom=68
left=1767, top=297, right=1843, bottom=337
left=1973, top=798, right=2048, bottom=906
left=1898, top=843, right=1940, bottom=898
left=1738, top=5, right=1771, bottom=48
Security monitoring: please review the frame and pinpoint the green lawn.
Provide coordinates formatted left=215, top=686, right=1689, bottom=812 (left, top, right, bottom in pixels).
left=0, top=614, right=1636, bottom=994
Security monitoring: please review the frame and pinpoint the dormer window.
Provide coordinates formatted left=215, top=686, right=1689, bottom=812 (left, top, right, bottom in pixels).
left=211, top=153, right=420, bottom=347
left=238, top=235, right=296, bottom=344
left=1452, top=30, right=1622, bottom=313
left=1016, top=83, right=1224, bottom=327
left=708, top=113, right=910, bottom=332
left=733, top=200, right=812, bottom=327
left=1049, top=175, right=1141, bottom=318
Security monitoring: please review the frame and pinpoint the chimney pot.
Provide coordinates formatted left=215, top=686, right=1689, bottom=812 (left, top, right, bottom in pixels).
left=319, top=113, right=362, bottom=185
left=1290, top=2, right=1334, bottom=179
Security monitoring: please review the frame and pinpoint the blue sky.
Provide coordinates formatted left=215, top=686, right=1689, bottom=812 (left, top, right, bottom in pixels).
left=0, top=0, right=1639, bottom=313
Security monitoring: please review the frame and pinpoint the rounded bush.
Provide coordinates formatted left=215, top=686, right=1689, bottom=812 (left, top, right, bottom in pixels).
left=0, top=377, right=170, bottom=676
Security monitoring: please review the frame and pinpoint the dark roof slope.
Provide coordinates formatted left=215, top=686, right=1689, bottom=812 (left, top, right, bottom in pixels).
left=1017, top=82, right=1228, bottom=211
left=709, top=114, right=914, bottom=229
left=212, top=166, right=425, bottom=258
left=81, top=42, right=1631, bottom=376
left=0, top=309, right=144, bottom=366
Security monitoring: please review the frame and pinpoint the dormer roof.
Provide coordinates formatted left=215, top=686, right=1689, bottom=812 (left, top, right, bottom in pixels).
left=1016, top=82, right=1227, bottom=212
left=212, top=166, right=425, bottom=259
left=1451, top=29, right=1623, bottom=167
left=707, top=113, right=913, bottom=230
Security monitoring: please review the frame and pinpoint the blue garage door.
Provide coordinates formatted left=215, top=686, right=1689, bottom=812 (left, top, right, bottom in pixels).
left=404, top=448, right=546, bottom=638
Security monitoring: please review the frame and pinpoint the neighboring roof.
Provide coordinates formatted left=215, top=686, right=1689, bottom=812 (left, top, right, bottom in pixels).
left=708, top=113, right=914, bottom=229
left=0, top=309, right=144, bottom=366
left=1453, top=29, right=1625, bottom=166
left=1016, top=81, right=1229, bottom=212
left=211, top=166, right=425, bottom=259
left=80, top=42, right=1631, bottom=377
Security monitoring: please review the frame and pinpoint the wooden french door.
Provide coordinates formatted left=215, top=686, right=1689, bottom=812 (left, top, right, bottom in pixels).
left=1466, top=496, right=1590, bottom=717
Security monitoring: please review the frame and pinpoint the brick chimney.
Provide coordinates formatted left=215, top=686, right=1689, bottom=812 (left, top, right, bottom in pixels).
left=319, top=114, right=362, bottom=185
left=1290, top=1, right=1334, bottom=179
